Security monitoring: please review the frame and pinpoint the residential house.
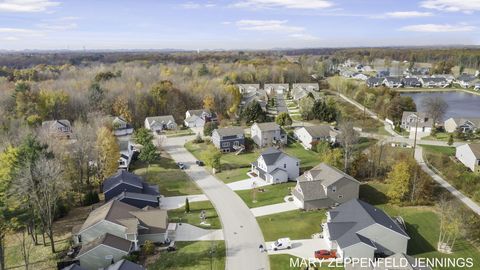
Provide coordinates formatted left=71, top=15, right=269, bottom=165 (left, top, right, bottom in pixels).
left=292, top=83, right=319, bottom=92
left=433, top=74, right=455, bottom=84
left=144, top=115, right=177, bottom=133
left=373, top=253, right=432, bottom=270
left=419, top=77, right=449, bottom=88
left=444, top=117, right=480, bottom=133
left=211, top=126, right=245, bottom=153
left=455, top=143, right=480, bottom=173
left=184, top=109, right=216, bottom=128
left=366, top=77, right=384, bottom=88
left=106, top=260, right=145, bottom=270
left=250, top=148, right=300, bottom=184
left=456, top=74, right=478, bottom=88
left=251, top=122, right=286, bottom=147
left=41, top=120, right=72, bottom=138
left=292, top=163, right=360, bottom=210
left=118, top=140, right=134, bottom=170
left=103, top=171, right=160, bottom=208
left=240, top=86, right=268, bottom=112
left=294, top=125, right=339, bottom=150
left=237, top=84, right=260, bottom=94
left=264, top=83, right=289, bottom=95
left=73, top=200, right=169, bottom=248
left=377, top=70, right=390, bottom=77
left=352, top=73, right=369, bottom=81
left=383, top=77, right=403, bottom=88
left=322, top=199, right=410, bottom=260
left=112, top=116, right=134, bottom=137
left=475, top=82, right=480, bottom=91
left=76, top=233, right=132, bottom=270
left=402, top=77, right=422, bottom=88
left=339, top=69, right=355, bottom=78
left=400, top=111, right=433, bottom=139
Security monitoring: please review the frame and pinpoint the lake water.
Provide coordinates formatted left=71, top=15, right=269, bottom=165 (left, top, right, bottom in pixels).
left=401, top=91, right=480, bottom=119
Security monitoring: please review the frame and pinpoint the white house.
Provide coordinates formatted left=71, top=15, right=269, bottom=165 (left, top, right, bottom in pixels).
left=184, top=109, right=216, bottom=128
left=420, top=77, right=449, bottom=88
left=400, top=111, right=433, bottom=139
left=294, top=125, right=339, bottom=150
left=383, top=77, right=403, bottom=88
left=264, top=83, right=289, bottom=95
left=444, top=117, right=480, bottom=133
left=144, top=115, right=177, bottom=133
left=322, top=199, right=409, bottom=260
left=250, top=148, right=300, bottom=184
left=118, top=140, right=134, bottom=170
left=251, top=122, right=287, bottom=147
left=112, top=116, right=134, bottom=137
left=456, top=74, right=478, bottom=88
left=237, top=84, right=260, bottom=94
left=456, top=143, right=480, bottom=173
left=352, top=73, right=369, bottom=81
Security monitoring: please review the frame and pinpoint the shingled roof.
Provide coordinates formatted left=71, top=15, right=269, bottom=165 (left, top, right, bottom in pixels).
left=258, top=147, right=298, bottom=166
left=326, top=199, right=409, bottom=249
left=77, top=233, right=132, bottom=257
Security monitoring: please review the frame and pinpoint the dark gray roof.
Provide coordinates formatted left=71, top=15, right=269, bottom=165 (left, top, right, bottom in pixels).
left=457, top=74, right=477, bottom=82
left=384, top=76, right=402, bottom=83
left=402, top=77, right=421, bottom=85
left=77, top=233, right=131, bottom=257
left=259, top=147, right=298, bottom=166
left=326, top=199, right=409, bottom=249
left=367, top=77, right=384, bottom=84
left=213, top=126, right=244, bottom=137
left=103, top=171, right=144, bottom=193
left=107, top=259, right=145, bottom=270
left=117, top=191, right=159, bottom=203
left=421, top=77, right=447, bottom=83
left=254, top=122, right=280, bottom=132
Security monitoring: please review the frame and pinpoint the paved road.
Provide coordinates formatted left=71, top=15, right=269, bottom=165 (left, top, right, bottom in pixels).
left=414, top=147, right=480, bottom=215
left=163, top=136, right=270, bottom=270
left=276, top=93, right=288, bottom=114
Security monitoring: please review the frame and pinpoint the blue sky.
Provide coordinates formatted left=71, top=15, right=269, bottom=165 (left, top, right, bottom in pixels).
left=1, top=0, right=480, bottom=50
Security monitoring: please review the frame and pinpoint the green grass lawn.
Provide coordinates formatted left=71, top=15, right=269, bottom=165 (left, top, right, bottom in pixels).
left=236, top=182, right=296, bottom=208
left=148, top=241, right=225, bottom=270
left=131, top=154, right=202, bottom=196
left=420, top=144, right=456, bottom=155
left=360, top=182, right=480, bottom=269
left=270, top=255, right=344, bottom=270
left=168, top=200, right=221, bottom=229
left=422, top=132, right=451, bottom=141
left=164, top=128, right=195, bottom=137
left=283, top=142, right=323, bottom=170
left=215, top=167, right=250, bottom=183
left=257, top=209, right=326, bottom=241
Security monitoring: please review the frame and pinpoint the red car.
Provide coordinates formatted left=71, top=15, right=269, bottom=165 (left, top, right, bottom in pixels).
left=314, top=250, right=337, bottom=259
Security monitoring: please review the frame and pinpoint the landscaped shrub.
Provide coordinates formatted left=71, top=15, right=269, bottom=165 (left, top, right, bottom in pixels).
left=143, top=240, right=155, bottom=255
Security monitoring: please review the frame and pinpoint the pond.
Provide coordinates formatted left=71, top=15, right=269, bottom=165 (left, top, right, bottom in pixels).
left=401, top=91, right=480, bottom=119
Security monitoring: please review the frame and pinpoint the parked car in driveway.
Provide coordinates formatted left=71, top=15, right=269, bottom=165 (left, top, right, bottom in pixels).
left=196, top=160, right=204, bottom=166
left=177, top=162, right=186, bottom=170
left=314, top=250, right=336, bottom=259
left=271, top=238, right=292, bottom=251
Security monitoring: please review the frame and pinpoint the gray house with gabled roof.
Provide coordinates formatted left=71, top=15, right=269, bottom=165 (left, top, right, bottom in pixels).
left=107, top=259, right=145, bottom=270
left=42, top=119, right=72, bottom=138
left=251, top=122, right=287, bottom=147
left=292, top=163, right=360, bottom=210
left=323, top=199, right=409, bottom=260
left=144, top=115, right=177, bottom=133
left=76, top=233, right=132, bottom=270
left=102, top=171, right=160, bottom=208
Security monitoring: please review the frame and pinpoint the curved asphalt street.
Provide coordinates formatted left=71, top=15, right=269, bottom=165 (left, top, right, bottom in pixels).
left=163, top=135, right=270, bottom=270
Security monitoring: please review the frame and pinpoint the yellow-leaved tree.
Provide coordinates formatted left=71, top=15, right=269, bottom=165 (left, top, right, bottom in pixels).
left=386, top=160, right=411, bottom=204
left=96, top=127, right=120, bottom=182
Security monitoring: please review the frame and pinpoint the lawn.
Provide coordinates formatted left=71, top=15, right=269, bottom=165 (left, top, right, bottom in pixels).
left=360, top=182, right=480, bottom=269
left=236, top=182, right=296, bottom=208
left=257, top=209, right=326, bottom=241
left=270, top=255, right=344, bottom=270
left=168, top=200, right=221, bottom=229
left=131, top=152, right=202, bottom=196
left=422, top=145, right=480, bottom=202
left=164, top=128, right=195, bottom=137
left=215, top=167, right=250, bottom=183
left=148, top=241, right=225, bottom=270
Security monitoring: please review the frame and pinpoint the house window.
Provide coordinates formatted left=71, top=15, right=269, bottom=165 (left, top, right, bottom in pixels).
left=332, top=186, right=337, bottom=192
left=234, top=141, right=240, bottom=147
left=222, top=142, right=230, bottom=147
left=284, top=164, right=286, bottom=169
left=296, top=162, right=299, bottom=166
left=338, top=195, right=343, bottom=199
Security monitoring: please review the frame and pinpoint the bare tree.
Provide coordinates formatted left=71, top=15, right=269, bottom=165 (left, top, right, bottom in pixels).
left=15, top=227, right=35, bottom=270
left=15, top=156, right=68, bottom=253
left=338, top=120, right=359, bottom=172
left=421, top=96, right=448, bottom=127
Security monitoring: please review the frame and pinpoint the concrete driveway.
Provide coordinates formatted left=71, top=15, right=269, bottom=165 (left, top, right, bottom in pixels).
left=163, top=136, right=269, bottom=270
left=266, top=238, right=328, bottom=258
left=173, top=223, right=224, bottom=241
left=227, top=177, right=272, bottom=191
left=160, top=194, right=209, bottom=210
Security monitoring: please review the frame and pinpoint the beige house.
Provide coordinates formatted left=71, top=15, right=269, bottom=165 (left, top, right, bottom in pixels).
left=144, top=115, right=177, bottom=133
left=292, top=163, right=360, bottom=210
left=251, top=122, right=287, bottom=147
left=294, top=125, right=339, bottom=150
left=456, top=143, right=480, bottom=173
left=444, top=117, right=480, bottom=133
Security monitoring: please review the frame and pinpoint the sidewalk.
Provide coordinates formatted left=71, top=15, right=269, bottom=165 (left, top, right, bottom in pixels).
left=415, top=147, right=480, bottom=215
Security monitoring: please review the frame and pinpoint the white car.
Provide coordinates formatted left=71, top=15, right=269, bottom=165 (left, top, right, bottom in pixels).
left=271, top=238, right=292, bottom=251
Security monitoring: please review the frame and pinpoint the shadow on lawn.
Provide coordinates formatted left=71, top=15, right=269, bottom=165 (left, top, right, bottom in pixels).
left=359, top=184, right=388, bottom=205
left=406, top=222, right=436, bottom=255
